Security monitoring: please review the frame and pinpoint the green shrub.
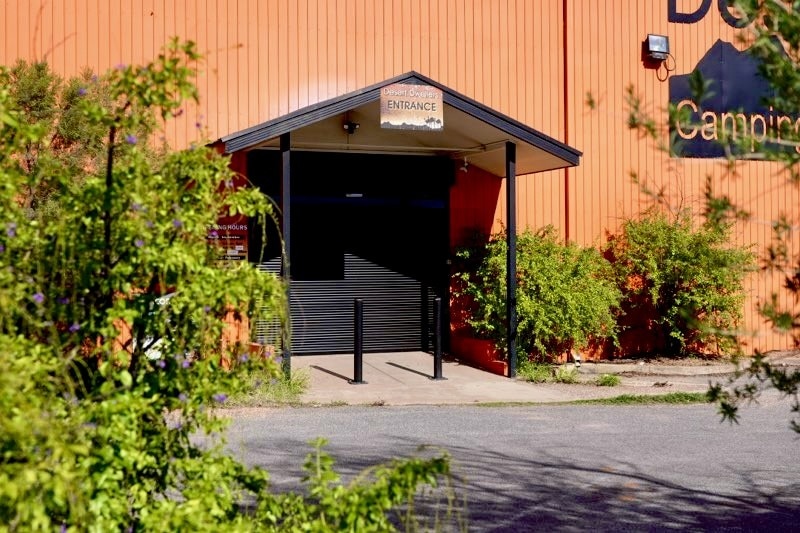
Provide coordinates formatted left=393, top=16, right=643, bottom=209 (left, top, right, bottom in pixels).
left=595, top=373, right=621, bottom=387
left=517, top=360, right=553, bottom=383
left=455, top=226, right=621, bottom=361
left=607, top=210, right=755, bottom=356
left=553, top=366, right=580, bottom=384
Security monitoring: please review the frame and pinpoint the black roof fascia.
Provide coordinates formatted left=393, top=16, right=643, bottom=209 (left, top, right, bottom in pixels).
left=221, top=72, right=412, bottom=154
left=220, top=71, right=581, bottom=167
left=408, top=71, right=581, bottom=166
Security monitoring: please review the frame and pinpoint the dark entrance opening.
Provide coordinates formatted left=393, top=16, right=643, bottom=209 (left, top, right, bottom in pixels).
left=248, top=150, right=452, bottom=354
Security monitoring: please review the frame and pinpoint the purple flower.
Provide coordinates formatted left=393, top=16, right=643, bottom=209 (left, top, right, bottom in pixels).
left=125, top=134, right=137, bottom=145
left=145, top=220, right=154, bottom=229
left=238, top=353, right=249, bottom=363
left=178, top=393, right=188, bottom=403
left=68, top=323, right=81, bottom=333
left=156, top=359, right=166, bottom=369
left=212, top=393, right=227, bottom=404
left=32, top=292, right=44, bottom=304
left=131, top=202, right=142, bottom=212
left=60, top=524, right=67, bottom=533
left=62, top=393, right=78, bottom=405
left=116, top=63, right=127, bottom=70
left=181, top=359, right=191, bottom=369
left=6, top=223, right=17, bottom=238
left=0, top=244, right=4, bottom=253
left=172, top=219, right=182, bottom=229
left=274, top=357, right=283, bottom=365
left=57, top=297, right=69, bottom=305
left=134, top=239, right=144, bottom=248
left=77, top=87, right=87, bottom=96
left=203, top=305, right=211, bottom=312
left=91, top=74, right=99, bottom=83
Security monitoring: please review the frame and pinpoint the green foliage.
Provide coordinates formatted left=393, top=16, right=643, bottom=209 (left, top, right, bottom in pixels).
left=607, top=210, right=755, bottom=357
left=0, top=40, right=452, bottom=530
left=229, top=366, right=310, bottom=406
left=595, top=373, right=621, bottom=387
left=516, top=361, right=582, bottom=384
left=517, top=360, right=553, bottom=383
left=256, top=438, right=460, bottom=532
left=455, top=226, right=621, bottom=361
left=1, top=61, right=115, bottom=220
left=552, top=366, right=579, bottom=384
left=708, top=352, right=800, bottom=433
left=573, top=392, right=709, bottom=405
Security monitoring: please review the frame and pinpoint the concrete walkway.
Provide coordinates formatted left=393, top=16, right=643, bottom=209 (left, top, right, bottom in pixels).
left=289, top=351, right=800, bottom=406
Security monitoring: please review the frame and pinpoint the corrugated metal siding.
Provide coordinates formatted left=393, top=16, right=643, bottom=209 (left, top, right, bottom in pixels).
left=2, top=0, right=797, bottom=353
left=0, top=0, right=565, bottom=162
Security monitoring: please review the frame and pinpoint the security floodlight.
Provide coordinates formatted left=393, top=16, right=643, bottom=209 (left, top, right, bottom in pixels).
left=645, top=34, right=670, bottom=61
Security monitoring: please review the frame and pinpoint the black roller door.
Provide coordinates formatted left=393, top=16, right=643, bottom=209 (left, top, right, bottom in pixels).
left=249, top=151, right=451, bottom=354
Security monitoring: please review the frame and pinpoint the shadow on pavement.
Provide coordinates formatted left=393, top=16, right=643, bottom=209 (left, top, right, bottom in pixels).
left=238, top=437, right=800, bottom=532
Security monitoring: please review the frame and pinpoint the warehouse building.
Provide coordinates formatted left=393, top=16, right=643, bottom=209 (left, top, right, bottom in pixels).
left=3, top=1, right=797, bottom=367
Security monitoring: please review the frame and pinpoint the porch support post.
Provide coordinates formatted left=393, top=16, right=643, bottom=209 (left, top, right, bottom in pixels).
left=506, top=141, right=517, bottom=378
left=280, top=132, right=292, bottom=377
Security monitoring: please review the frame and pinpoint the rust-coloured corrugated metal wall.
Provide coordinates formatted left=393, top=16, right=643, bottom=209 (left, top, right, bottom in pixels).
left=2, top=0, right=796, bottom=354
left=0, top=0, right=565, bottom=157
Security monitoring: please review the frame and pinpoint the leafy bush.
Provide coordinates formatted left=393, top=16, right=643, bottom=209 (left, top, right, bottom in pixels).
left=0, top=41, right=452, bottom=530
left=595, top=373, right=621, bottom=387
left=455, top=226, right=621, bottom=362
left=607, top=210, right=755, bottom=356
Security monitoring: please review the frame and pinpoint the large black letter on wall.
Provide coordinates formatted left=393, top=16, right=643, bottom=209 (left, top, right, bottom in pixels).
left=718, top=0, right=751, bottom=28
left=668, top=0, right=712, bottom=23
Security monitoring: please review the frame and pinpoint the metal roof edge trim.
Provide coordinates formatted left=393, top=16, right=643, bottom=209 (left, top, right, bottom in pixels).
left=219, top=70, right=581, bottom=168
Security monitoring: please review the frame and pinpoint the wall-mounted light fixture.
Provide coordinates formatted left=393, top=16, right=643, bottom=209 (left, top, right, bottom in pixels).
left=642, top=34, right=675, bottom=80
left=645, top=34, right=670, bottom=61
left=343, top=120, right=360, bottom=135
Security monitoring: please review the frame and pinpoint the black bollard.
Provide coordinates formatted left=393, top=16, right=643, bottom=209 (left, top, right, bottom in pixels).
left=351, top=298, right=366, bottom=384
left=432, top=297, right=446, bottom=380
